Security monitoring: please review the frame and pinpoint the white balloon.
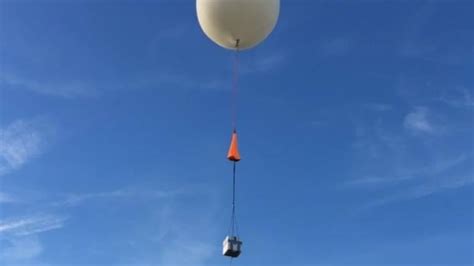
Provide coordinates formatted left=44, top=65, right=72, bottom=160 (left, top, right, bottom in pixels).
left=196, top=0, right=280, bottom=50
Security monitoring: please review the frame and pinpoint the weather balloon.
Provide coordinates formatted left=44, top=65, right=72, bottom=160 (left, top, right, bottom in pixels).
left=196, top=0, right=280, bottom=50
left=196, top=0, right=281, bottom=259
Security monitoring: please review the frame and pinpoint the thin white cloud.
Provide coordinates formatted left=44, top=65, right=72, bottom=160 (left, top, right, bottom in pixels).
left=0, top=118, right=54, bottom=176
left=363, top=103, right=393, bottom=112
left=0, top=192, right=17, bottom=204
left=252, top=54, right=286, bottom=72
left=348, top=111, right=473, bottom=208
left=130, top=71, right=229, bottom=92
left=320, top=37, right=353, bottom=57
left=0, top=73, right=98, bottom=98
left=159, top=187, right=219, bottom=266
left=0, top=215, right=66, bottom=236
left=60, top=189, right=133, bottom=207
left=348, top=154, right=469, bottom=187
left=59, top=184, right=221, bottom=266
left=129, top=51, right=288, bottom=93
left=404, top=107, right=433, bottom=134
left=346, top=175, right=413, bottom=187
left=124, top=190, right=219, bottom=266
left=160, top=237, right=214, bottom=266
left=418, top=154, right=469, bottom=176
left=400, top=41, right=437, bottom=58
left=439, top=87, right=474, bottom=109
left=366, top=175, right=474, bottom=208
left=0, top=235, right=43, bottom=262
left=0, top=184, right=220, bottom=265
left=400, top=36, right=469, bottom=66
left=398, top=3, right=464, bottom=66
left=56, top=187, right=185, bottom=207
left=154, top=24, right=189, bottom=41
left=241, top=53, right=287, bottom=74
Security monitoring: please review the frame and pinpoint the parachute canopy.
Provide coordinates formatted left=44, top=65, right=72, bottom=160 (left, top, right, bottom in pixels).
left=227, top=130, right=241, bottom=162
left=196, top=0, right=280, bottom=50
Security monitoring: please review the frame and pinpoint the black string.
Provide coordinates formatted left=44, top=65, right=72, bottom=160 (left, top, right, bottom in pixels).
left=231, top=161, right=236, bottom=236
left=226, top=40, right=241, bottom=262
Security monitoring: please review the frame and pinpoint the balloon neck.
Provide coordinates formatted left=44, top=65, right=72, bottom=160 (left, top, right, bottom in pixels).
left=235, top=39, right=240, bottom=49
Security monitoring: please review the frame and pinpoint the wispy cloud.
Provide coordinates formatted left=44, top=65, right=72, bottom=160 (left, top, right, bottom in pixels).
left=126, top=190, right=219, bottom=266
left=399, top=3, right=470, bottom=66
left=0, top=192, right=63, bottom=264
left=348, top=107, right=473, bottom=208
left=0, top=118, right=54, bottom=176
left=347, top=154, right=469, bottom=187
left=319, top=36, right=354, bottom=57
left=0, top=73, right=98, bottom=98
left=403, top=106, right=434, bottom=134
left=60, top=185, right=221, bottom=266
left=399, top=4, right=437, bottom=59
left=400, top=37, right=469, bottom=66
left=0, top=214, right=65, bottom=263
left=0, top=235, right=43, bottom=262
left=56, top=187, right=184, bottom=207
left=0, top=192, right=17, bottom=204
left=439, top=87, right=474, bottom=109
left=129, top=71, right=228, bottom=92
left=366, top=175, right=474, bottom=208
left=346, top=176, right=412, bottom=187
left=0, top=214, right=66, bottom=236
left=1, top=184, right=219, bottom=265
left=153, top=24, right=190, bottom=42
left=2, top=49, right=288, bottom=98
left=400, top=41, right=437, bottom=58
left=241, top=52, right=287, bottom=74
left=363, top=103, right=393, bottom=112
left=160, top=236, right=214, bottom=266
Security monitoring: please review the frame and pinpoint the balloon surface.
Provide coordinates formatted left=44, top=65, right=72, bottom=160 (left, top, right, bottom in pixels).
left=196, top=0, right=280, bottom=50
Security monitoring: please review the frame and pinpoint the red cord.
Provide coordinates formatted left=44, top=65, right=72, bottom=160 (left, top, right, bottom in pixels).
left=231, top=43, right=240, bottom=130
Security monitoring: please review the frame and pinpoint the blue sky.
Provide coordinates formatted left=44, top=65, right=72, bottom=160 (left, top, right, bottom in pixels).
left=0, top=0, right=473, bottom=265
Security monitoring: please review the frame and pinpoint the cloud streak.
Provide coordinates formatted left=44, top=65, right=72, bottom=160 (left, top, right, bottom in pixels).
left=0, top=118, right=54, bottom=176
left=404, top=106, right=434, bottom=134
left=240, top=52, right=287, bottom=75
left=0, top=186, right=199, bottom=265
left=348, top=105, right=473, bottom=208
left=366, top=175, right=474, bottom=208
left=0, top=73, right=98, bottom=98
left=363, top=103, right=393, bottom=112
left=130, top=189, right=219, bottom=266
left=319, top=36, right=354, bottom=57
left=439, top=87, right=474, bottom=109
left=0, top=193, right=17, bottom=204
left=0, top=235, right=43, bottom=262
left=56, top=187, right=185, bottom=207
left=347, top=154, right=469, bottom=187
left=0, top=214, right=66, bottom=236
left=62, top=185, right=221, bottom=266
left=0, top=181, right=221, bottom=265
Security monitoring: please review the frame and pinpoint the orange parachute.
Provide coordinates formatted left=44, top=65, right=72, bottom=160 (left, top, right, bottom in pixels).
left=227, top=130, right=241, bottom=162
